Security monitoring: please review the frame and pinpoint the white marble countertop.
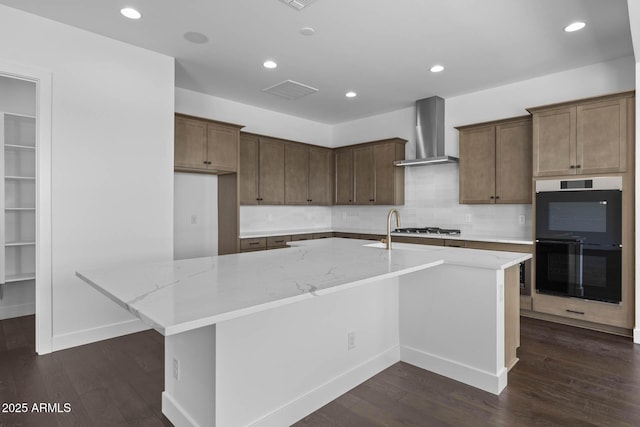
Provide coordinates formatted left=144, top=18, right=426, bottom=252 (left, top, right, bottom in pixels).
left=76, top=238, right=530, bottom=337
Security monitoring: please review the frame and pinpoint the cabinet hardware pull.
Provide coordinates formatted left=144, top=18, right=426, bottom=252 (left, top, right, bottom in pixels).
left=570, top=165, right=576, bottom=169
left=275, top=240, right=284, bottom=243
left=249, top=242, right=260, bottom=246
left=495, top=196, right=500, bottom=199
left=566, top=309, right=585, bottom=315
left=490, top=196, right=495, bottom=199
left=576, top=165, right=581, bottom=169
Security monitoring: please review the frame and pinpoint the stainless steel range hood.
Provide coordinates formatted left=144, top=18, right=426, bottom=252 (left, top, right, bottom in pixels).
left=394, top=96, right=458, bottom=166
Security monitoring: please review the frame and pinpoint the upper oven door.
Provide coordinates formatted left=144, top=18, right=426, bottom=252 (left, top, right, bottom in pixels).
left=536, top=189, right=622, bottom=245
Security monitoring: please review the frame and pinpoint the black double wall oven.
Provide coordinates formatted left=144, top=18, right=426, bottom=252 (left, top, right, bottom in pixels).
left=535, top=177, right=622, bottom=303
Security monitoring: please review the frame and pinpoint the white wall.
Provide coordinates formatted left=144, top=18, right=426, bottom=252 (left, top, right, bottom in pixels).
left=174, top=173, right=218, bottom=259
left=0, top=5, right=175, bottom=350
left=331, top=56, right=635, bottom=238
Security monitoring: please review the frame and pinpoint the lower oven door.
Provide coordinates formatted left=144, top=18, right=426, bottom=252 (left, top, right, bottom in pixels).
left=536, top=240, right=621, bottom=303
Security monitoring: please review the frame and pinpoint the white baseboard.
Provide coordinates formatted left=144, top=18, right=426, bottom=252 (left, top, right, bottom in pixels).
left=52, top=318, right=150, bottom=351
left=0, top=302, right=35, bottom=320
left=163, top=392, right=203, bottom=427
left=400, top=345, right=507, bottom=395
left=251, top=346, right=401, bottom=427
left=634, top=328, right=640, bottom=345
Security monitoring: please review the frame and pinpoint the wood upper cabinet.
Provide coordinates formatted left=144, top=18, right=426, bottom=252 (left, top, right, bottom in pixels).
left=174, top=114, right=242, bottom=174
left=529, top=91, right=633, bottom=177
left=458, top=116, right=532, bottom=204
left=373, top=141, right=405, bottom=205
left=308, top=146, right=333, bottom=205
left=335, top=138, right=406, bottom=205
left=353, top=146, right=374, bottom=204
left=284, top=143, right=333, bottom=205
left=239, top=134, right=285, bottom=205
left=284, top=142, right=309, bottom=204
left=335, top=148, right=354, bottom=205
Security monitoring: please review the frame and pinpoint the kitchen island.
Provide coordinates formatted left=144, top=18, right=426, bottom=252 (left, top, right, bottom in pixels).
left=77, top=238, right=530, bottom=427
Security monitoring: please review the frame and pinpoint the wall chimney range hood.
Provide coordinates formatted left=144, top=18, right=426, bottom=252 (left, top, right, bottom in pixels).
left=394, top=96, right=458, bottom=166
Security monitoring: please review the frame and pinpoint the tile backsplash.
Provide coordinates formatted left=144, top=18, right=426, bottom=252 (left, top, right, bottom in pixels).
left=240, top=163, right=532, bottom=239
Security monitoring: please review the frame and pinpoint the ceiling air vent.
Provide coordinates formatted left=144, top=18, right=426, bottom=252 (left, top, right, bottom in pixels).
left=263, top=80, right=318, bottom=100
left=280, top=0, right=315, bottom=11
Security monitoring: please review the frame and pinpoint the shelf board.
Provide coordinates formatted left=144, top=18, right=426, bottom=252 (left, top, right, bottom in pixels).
left=3, top=112, right=36, bottom=119
left=5, top=144, right=36, bottom=150
left=5, top=207, right=36, bottom=211
left=5, top=176, right=36, bottom=181
left=4, top=273, right=36, bottom=283
left=5, top=241, right=36, bottom=247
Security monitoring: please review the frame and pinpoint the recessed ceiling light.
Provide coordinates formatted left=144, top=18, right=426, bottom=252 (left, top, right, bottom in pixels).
left=120, top=7, right=142, bottom=20
left=263, top=60, right=278, bottom=69
left=430, top=65, right=444, bottom=73
left=345, top=91, right=357, bottom=98
left=300, top=27, right=315, bottom=36
left=184, top=32, right=209, bottom=44
left=564, top=21, right=586, bottom=32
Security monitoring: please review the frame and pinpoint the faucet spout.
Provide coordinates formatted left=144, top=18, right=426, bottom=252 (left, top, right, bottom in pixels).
left=384, top=208, right=401, bottom=250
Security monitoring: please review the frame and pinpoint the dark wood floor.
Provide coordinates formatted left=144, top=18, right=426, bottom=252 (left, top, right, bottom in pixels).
left=1, top=316, right=639, bottom=427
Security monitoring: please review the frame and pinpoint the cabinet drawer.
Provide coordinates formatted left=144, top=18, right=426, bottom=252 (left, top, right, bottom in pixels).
left=312, top=232, right=333, bottom=239
left=291, top=233, right=314, bottom=241
left=240, top=237, right=266, bottom=251
left=444, top=240, right=466, bottom=248
left=393, top=236, right=445, bottom=246
left=532, top=293, right=628, bottom=328
left=267, top=235, right=291, bottom=249
left=465, top=241, right=532, bottom=253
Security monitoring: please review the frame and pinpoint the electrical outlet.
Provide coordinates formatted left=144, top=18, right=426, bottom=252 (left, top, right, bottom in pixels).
left=347, top=331, right=356, bottom=350
left=518, top=215, right=525, bottom=225
left=190, top=214, right=198, bottom=225
left=465, top=214, right=472, bottom=223
left=173, top=357, right=180, bottom=380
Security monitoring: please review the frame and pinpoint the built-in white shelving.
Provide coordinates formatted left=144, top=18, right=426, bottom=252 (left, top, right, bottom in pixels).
left=1, top=112, right=36, bottom=294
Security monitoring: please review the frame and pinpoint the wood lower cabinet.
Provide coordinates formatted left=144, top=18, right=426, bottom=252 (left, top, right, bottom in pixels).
left=529, top=91, right=633, bottom=177
left=174, top=114, right=242, bottom=174
left=240, top=134, right=285, bottom=205
left=457, top=116, right=532, bottom=204
left=335, top=138, right=406, bottom=205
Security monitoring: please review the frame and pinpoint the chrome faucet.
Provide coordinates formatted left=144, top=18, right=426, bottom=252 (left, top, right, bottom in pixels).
left=382, top=208, right=401, bottom=250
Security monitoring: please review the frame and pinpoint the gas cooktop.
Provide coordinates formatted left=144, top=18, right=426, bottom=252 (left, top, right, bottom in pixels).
left=393, top=227, right=461, bottom=236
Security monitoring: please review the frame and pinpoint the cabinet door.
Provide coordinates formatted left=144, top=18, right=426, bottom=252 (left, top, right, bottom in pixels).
left=353, top=146, right=374, bottom=204
left=373, top=142, right=403, bottom=205
left=206, top=123, right=238, bottom=172
left=577, top=98, right=627, bottom=175
left=495, top=119, right=532, bottom=204
left=308, top=147, right=333, bottom=205
left=175, top=117, right=207, bottom=170
left=334, top=148, right=353, bottom=205
left=259, top=138, right=285, bottom=205
left=284, top=143, right=309, bottom=205
left=239, top=134, right=259, bottom=205
left=459, top=125, right=496, bottom=204
left=532, top=107, right=576, bottom=177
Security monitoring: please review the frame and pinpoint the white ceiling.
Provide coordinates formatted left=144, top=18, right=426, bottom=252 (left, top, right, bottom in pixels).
left=0, top=0, right=633, bottom=124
